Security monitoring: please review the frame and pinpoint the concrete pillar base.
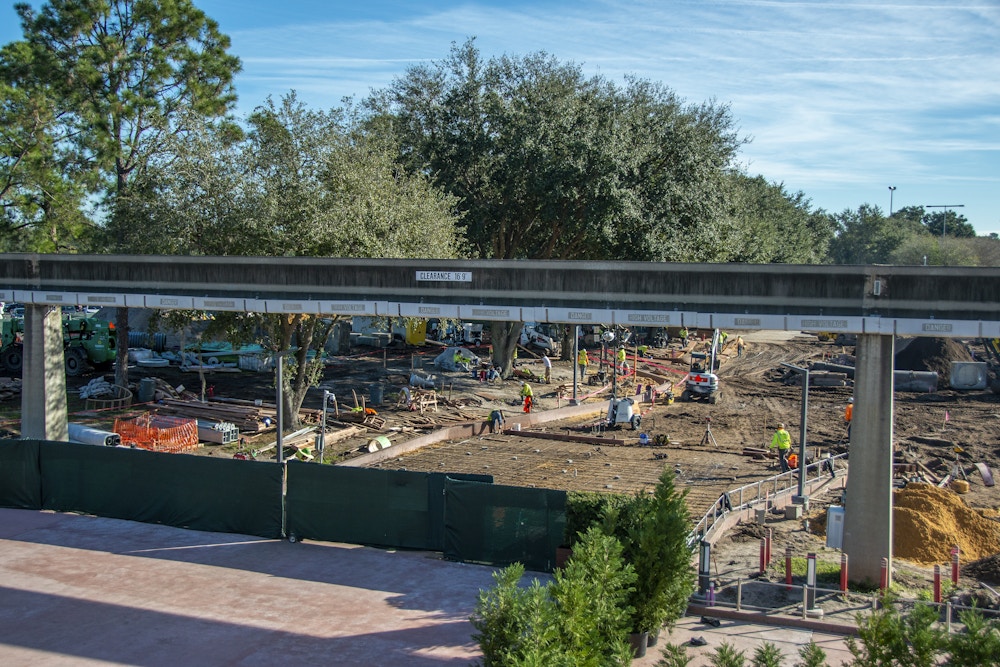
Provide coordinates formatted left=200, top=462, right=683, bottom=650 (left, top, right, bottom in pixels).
left=20, top=305, right=68, bottom=441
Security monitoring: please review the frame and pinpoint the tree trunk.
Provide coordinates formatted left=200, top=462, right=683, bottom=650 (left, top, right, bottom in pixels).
left=114, top=307, right=129, bottom=388
left=490, top=321, right=521, bottom=379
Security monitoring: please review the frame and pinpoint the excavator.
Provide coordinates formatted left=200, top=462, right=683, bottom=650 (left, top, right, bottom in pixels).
left=682, top=328, right=721, bottom=404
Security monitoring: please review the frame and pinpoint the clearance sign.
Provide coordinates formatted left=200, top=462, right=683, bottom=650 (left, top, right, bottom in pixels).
left=415, top=271, right=472, bottom=282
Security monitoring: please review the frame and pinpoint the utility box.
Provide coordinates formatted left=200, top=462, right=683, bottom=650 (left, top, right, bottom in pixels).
left=826, top=505, right=845, bottom=549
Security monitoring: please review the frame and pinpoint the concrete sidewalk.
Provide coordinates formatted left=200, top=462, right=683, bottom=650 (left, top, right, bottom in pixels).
left=0, top=508, right=853, bottom=666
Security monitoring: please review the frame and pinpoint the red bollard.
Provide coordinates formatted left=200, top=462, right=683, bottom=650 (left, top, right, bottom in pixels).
left=840, top=553, right=849, bottom=592
left=759, top=538, right=767, bottom=573
left=766, top=528, right=773, bottom=565
left=934, top=565, right=942, bottom=603
left=879, top=557, right=889, bottom=593
left=785, top=545, right=793, bottom=589
left=951, top=546, right=960, bottom=585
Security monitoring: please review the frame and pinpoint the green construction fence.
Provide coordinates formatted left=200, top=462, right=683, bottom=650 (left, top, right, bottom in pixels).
left=443, top=477, right=566, bottom=573
left=37, top=440, right=284, bottom=538
left=1, top=439, right=567, bottom=571
left=0, top=439, right=42, bottom=509
left=284, top=463, right=493, bottom=551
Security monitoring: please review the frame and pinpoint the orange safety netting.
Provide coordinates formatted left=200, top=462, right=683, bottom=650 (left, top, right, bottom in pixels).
left=113, top=413, right=199, bottom=453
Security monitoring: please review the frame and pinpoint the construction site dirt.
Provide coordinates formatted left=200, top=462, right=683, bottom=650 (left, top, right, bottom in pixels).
left=15, top=328, right=1000, bottom=610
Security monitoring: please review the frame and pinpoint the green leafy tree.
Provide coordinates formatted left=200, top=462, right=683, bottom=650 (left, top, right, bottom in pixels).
left=721, top=175, right=833, bottom=264
left=13, top=0, right=242, bottom=387
left=370, top=39, right=748, bottom=373
left=923, top=209, right=975, bottom=238
left=134, top=93, right=462, bottom=425
left=969, top=235, right=1000, bottom=267
left=889, top=234, right=979, bottom=266
left=0, top=41, right=95, bottom=252
left=827, top=204, right=915, bottom=264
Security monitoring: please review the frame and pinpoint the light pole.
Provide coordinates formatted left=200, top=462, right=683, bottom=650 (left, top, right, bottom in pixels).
left=888, top=186, right=896, bottom=216
left=925, top=204, right=965, bottom=239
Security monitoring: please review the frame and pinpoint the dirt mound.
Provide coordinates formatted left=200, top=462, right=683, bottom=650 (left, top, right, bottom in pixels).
left=895, top=337, right=973, bottom=377
left=893, top=483, right=1000, bottom=566
left=728, top=522, right=769, bottom=543
left=962, top=553, right=1000, bottom=586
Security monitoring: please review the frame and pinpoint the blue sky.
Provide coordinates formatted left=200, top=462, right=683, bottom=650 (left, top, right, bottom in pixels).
left=4, top=0, right=998, bottom=234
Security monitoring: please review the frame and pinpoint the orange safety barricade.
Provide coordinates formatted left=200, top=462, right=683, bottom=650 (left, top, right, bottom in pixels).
left=114, top=413, right=199, bottom=453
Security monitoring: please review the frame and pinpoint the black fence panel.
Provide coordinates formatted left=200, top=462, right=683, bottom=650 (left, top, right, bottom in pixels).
left=443, top=478, right=566, bottom=573
left=39, top=442, right=283, bottom=538
left=0, top=439, right=42, bottom=509
left=285, top=464, right=432, bottom=548
left=285, top=465, right=494, bottom=550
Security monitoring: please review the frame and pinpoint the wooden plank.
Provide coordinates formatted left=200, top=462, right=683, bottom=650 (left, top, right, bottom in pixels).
left=976, top=462, right=995, bottom=487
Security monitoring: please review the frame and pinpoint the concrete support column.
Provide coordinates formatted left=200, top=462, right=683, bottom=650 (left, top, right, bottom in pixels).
left=842, top=333, right=894, bottom=586
left=20, top=305, right=68, bottom=441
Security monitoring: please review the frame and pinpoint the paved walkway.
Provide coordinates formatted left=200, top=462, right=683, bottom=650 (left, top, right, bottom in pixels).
left=0, top=508, right=853, bottom=666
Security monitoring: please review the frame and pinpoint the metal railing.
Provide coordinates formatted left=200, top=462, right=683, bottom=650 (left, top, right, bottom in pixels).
left=688, top=452, right=849, bottom=546
left=702, top=576, right=1000, bottom=630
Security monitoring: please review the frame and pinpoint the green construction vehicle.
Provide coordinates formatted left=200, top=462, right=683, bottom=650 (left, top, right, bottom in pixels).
left=1, top=317, right=24, bottom=372
left=1, top=314, right=116, bottom=375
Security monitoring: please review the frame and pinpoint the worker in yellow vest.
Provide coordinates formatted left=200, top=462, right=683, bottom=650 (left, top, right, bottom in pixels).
left=577, top=348, right=589, bottom=379
left=520, top=382, right=534, bottom=413
left=616, top=346, right=628, bottom=374
left=770, top=423, right=792, bottom=472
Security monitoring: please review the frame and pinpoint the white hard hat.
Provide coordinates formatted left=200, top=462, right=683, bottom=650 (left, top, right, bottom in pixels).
left=848, top=397, right=854, bottom=403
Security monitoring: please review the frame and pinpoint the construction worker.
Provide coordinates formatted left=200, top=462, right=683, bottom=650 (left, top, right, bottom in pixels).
left=736, top=336, right=745, bottom=357
left=679, top=327, right=689, bottom=347
left=520, top=381, right=534, bottom=413
left=770, top=423, right=792, bottom=472
left=488, top=409, right=505, bottom=433
left=616, top=346, right=628, bottom=374
left=542, top=353, right=552, bottom=384
left=845, top=397, right=854, bottom=439
left=453, top=348, right=468, bottom=371
left=577, top=348, right=589, bottom=379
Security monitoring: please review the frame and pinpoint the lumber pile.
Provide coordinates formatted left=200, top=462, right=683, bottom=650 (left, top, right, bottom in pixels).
left=154, top=397, right=322, bottom=434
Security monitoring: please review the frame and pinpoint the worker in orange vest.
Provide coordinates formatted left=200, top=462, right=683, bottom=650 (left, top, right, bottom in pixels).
left=845, top=397, right=854, bottom=439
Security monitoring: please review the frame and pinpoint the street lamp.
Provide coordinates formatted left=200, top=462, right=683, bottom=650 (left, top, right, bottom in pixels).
left=925, top=204, right=965, bottom=239
left=888, top=186, right=896, bottom=216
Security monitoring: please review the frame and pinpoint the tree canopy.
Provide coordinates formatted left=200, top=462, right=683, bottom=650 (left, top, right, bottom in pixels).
left=10, top=0, right=242, bottom=385
left=131, top=92, right=463, bottom=422
left=367, top=39, right=817, bottom=265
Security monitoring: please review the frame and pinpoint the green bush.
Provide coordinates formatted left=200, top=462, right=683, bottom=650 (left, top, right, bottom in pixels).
left=796, top=641, right=828, bottom=667
left=752, top=641, right=784, bottom=667
left=710, top=641, right=747, bottom=667
left=564, top=491, right=629, bottom=547
left=602, top=469, right=695, bottom=635
left=946, top=607, right=1000, bottom=667
left=846, top=594, right=945, bottom=667
left=471, top=525, right=636, bottom=666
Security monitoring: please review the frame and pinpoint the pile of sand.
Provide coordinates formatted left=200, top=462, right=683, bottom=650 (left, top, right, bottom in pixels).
left=893, top=483, right=1000, bottom=566
left=894, top=337, right=973, bottom=378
